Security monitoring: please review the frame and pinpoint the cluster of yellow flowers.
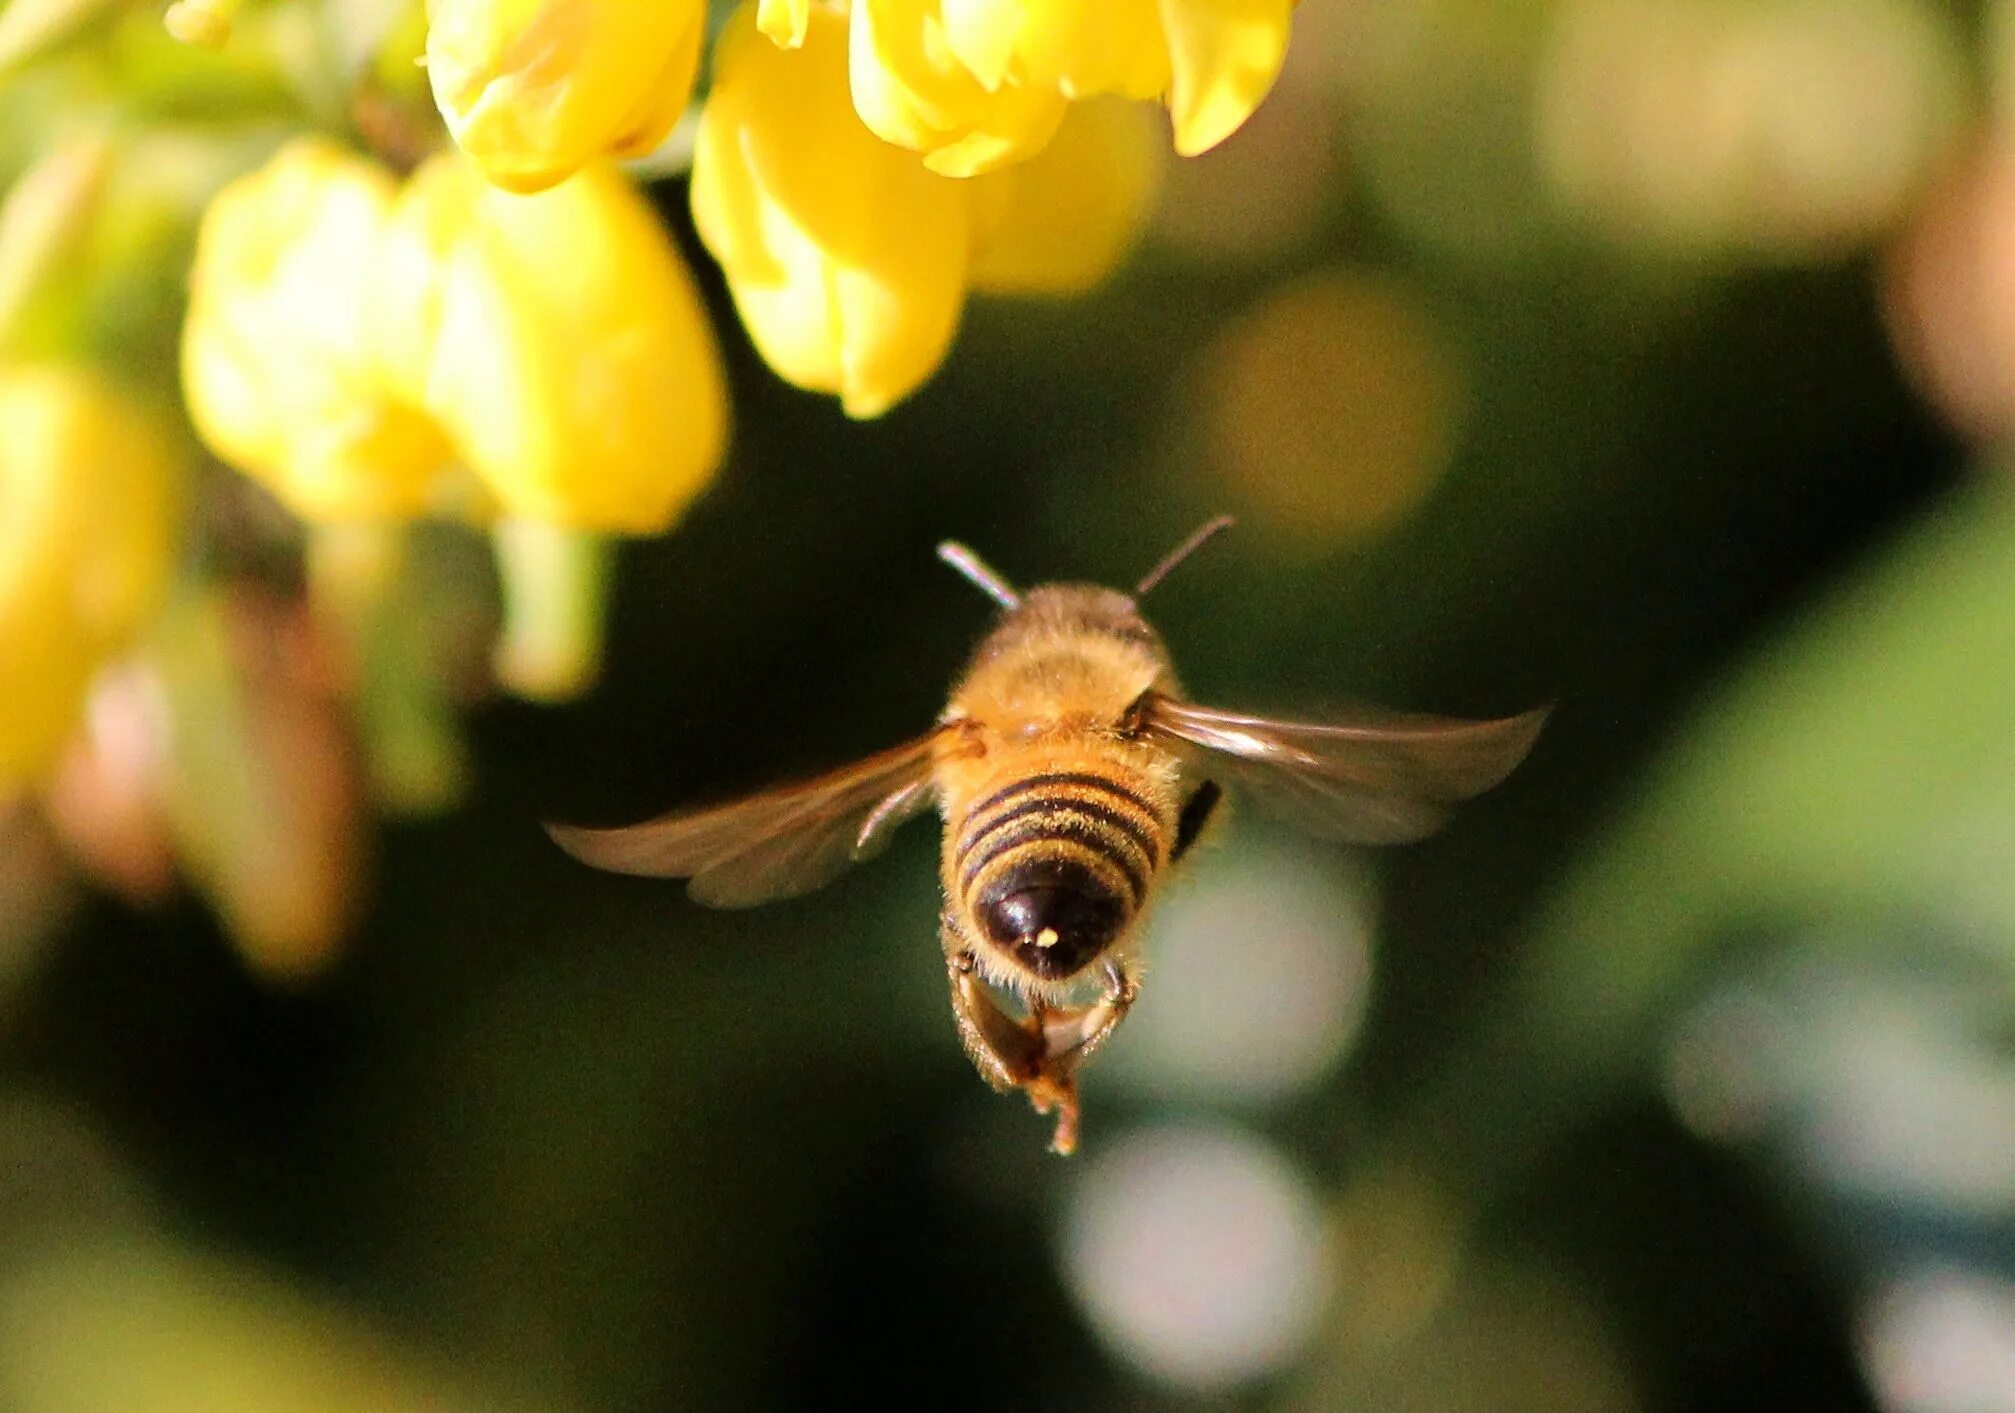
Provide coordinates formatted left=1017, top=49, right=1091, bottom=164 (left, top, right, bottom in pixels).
left=0, top=0, right=1297, bottom=969
left=164, top=0, right=1298, bottom=696
left=182, top=138, right=727, bottom=535
left=420, top=0, right=1290, bottom=414
left=695, top=8, right=1171, bottom=416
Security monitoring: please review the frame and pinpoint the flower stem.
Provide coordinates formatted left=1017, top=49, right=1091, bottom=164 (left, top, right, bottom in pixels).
left=307, top=522, right=468, bottom=815
left=490, top=520, right=612, bottom=703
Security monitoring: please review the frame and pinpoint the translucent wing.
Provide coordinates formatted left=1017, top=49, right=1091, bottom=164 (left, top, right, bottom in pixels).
left=546, top=731, right=944, bottom=908
left=1142, top=696, right=1547, bottom=845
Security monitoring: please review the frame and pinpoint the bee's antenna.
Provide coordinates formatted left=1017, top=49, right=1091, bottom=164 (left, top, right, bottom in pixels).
left=1135, top=515, right=1235, bottom=597
left=937, top=541, right=1021, bottom=611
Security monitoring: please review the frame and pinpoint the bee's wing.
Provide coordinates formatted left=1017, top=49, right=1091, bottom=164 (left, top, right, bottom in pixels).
left=1141, top=696, right=1546, bottom=844
left=546, top=731, right=944, bottom=908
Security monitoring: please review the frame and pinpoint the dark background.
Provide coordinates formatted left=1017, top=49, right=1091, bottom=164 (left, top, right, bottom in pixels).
left=7, top=3, right=2014, bottom=1410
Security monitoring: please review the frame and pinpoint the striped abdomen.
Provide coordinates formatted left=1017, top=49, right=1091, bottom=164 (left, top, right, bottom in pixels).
left=952, top=767, right=1170, bottom=981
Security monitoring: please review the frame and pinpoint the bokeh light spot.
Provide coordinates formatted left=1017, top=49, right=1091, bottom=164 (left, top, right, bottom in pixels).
left=1662, top=987, right=1793, bottom=1144
left=1883, top=142, right=2015, bottom=441
left=1106, top=829, right=1372, bottom=1104
left=1667, top=951, right=2015, bottom=1216
left=1061, top=1122, right=1331, bottom=1390
left=1860, top=1267, right=2015, bottom=1413
left=1150, top=1, right=1350, bottom=265
left=1193, top=267, right=1460, bottom=545
left=1538, top=0, right=1964, bottom=258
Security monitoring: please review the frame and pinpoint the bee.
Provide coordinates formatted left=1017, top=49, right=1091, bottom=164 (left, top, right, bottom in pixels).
left=548, top=519, right=1545, bottom=1153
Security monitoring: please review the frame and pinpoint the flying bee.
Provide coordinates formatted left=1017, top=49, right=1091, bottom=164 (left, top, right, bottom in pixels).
left=547, top=519, right=1545, bottom=1154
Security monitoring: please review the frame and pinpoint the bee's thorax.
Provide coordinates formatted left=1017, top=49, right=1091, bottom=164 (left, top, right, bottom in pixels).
left=947, top=584, right=1175, bottom=736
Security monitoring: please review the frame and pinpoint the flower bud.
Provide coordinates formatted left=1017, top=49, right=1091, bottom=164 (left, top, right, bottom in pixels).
left=152, top=589, right=365, bottom=981
left=371, top=153, right=728, bottom=532
left=182, top=139, right=452, bottom=523
left=849, top=0, right=1067, bottom=177
left=163, top=0, right=234, bottom=49
left=0, top=366, right=181, bottom=789
left=692, top=4, right=971, bottom=416
left=426, top=0, right=707, bottom=193
left=45, top=667, right=177, bottom=905
left=940, top=0, right=1295, bottom=156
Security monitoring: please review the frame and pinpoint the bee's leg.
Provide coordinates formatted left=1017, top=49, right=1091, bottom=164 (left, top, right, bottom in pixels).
left=1023, top=1075, right=1082, bottom=1156
left=1038, top=958, right=1139, bottom=1074
left=1025, top=959, right=1141, bottom=1156
left=946, top=950, right=1044, bottom=1094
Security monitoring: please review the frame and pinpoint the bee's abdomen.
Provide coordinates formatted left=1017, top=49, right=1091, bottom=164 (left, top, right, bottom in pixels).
left=955, top=771, right=1165, bottom=980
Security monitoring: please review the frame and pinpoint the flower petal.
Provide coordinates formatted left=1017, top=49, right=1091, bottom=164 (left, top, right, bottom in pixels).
left=694, top=5, right=972, bottom=415
left=969, top=99, right=1162, bottom=294
left=1159, top=0, right=1293, bottom=155
left=426, top=0, right=706, bottom=192
left=0, top=368, right=180, bottom=787
left=377, top=157, right=729, bottom=532
left=853, top=0, right=1068, bottom=175
left=182, top=139, right=449, bottom=521
left=756, top=0, right=810, bottom=47
left=944, top=0, right=1169, bottom=98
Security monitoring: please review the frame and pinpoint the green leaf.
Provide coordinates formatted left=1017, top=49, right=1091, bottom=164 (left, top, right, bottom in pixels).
left=1390, top=473, right=2015, bottom=1186
left=0, top=129, right=110, bottom=355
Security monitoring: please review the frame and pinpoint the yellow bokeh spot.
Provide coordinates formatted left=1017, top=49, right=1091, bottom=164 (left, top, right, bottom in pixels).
left=162, top=0, right=231, bottom=49
left=1194, top=269, right=1460, bottom=543
left=1537, top=0, right=1965, bottom=257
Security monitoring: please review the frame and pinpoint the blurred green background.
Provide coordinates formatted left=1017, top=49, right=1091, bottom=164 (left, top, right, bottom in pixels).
left=5, top=1, right=2015, bottom=1410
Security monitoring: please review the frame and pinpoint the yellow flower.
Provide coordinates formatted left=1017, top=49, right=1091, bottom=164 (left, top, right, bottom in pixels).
left=0, top=366, right=181, bottom=789
left=849, top=0, right=1067, bottom=176
left=757, top=0, right=810, bottom=46
left=163, top=0, right=235, bottom=48
left=693, top=5, right=1159, bottom=416
left=693, top=4, right=971, bottom=417
left=371, top=153, right=729, bottom=533
left=939, top=0, right=1295, bottom=155
left=968, top=97, right=1162, bottom=294
left=425, top=0, right=706, bottom=193
left=182, top=139, right=452, bottom=522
